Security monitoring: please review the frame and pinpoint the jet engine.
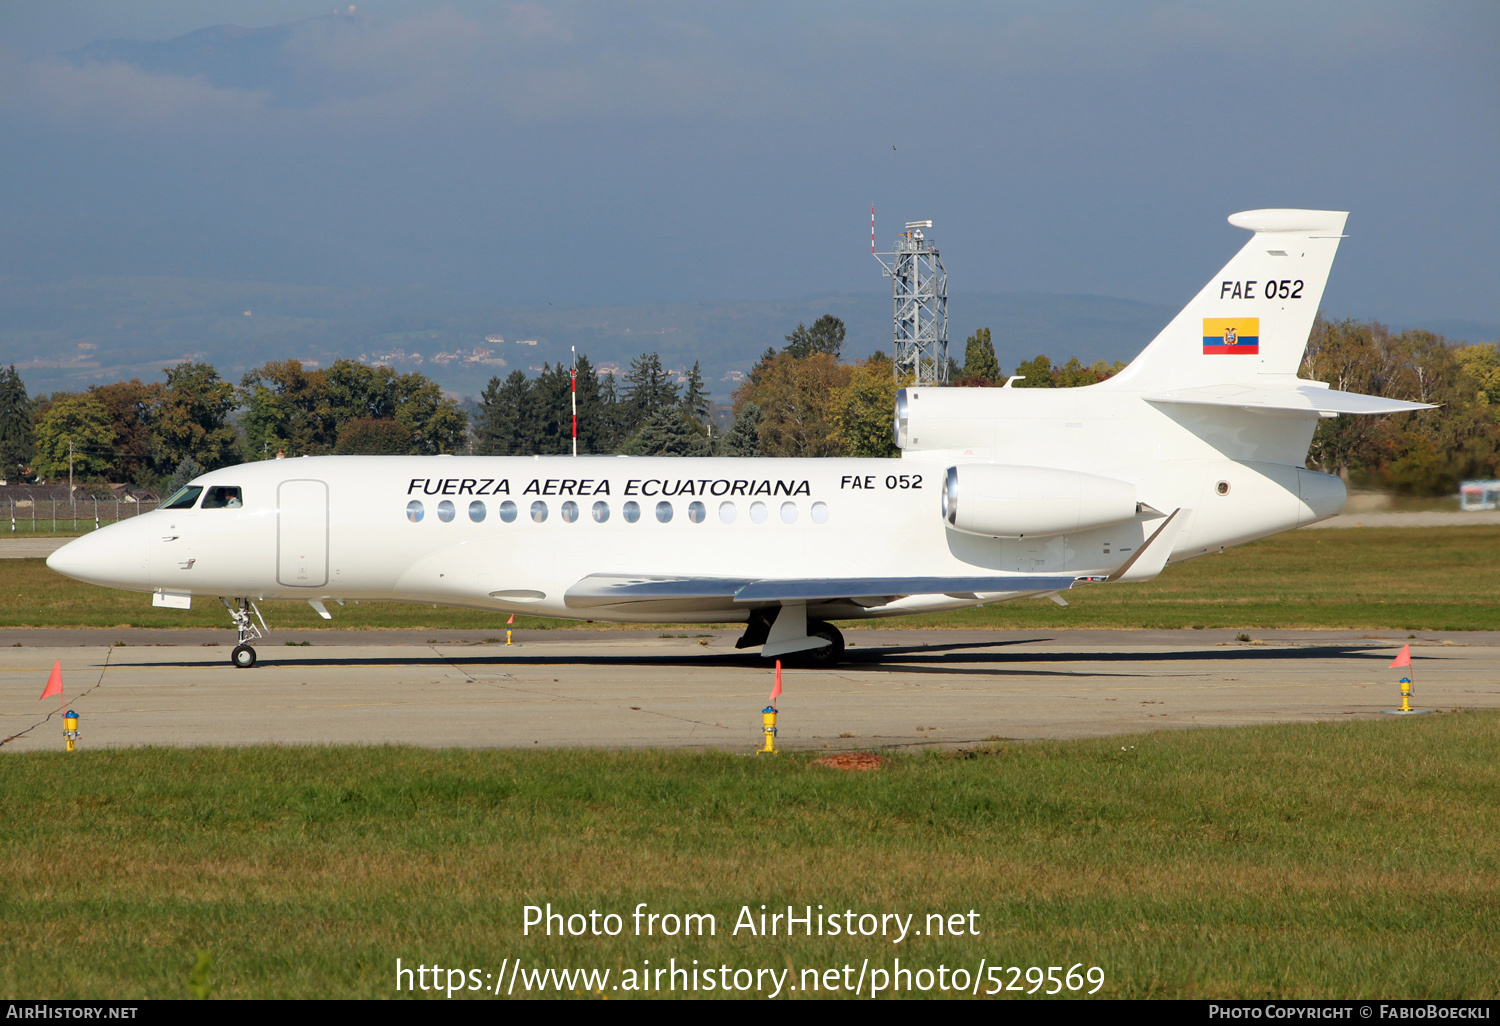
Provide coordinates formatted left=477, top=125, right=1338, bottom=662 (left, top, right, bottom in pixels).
left=942, top=464, right=1139, bottom=538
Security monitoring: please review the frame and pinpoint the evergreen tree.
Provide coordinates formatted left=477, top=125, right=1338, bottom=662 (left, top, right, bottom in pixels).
left=620, top=407, right=710, bottom=457
left=530, top=362, right=573, bottom=455
left=783, top=315, right=845, bottom=360
left=596, top=372, right=625, bottom=453
left=622, top=353, right=678, bottom=437
left=571, top=354, right=608, bottom=454
left=682, top=361, right=710, bottom=427
left=165, top=455, right=203, bottom=496
left=716, top=402, right=762, bottom=457
left=475, top=370, right=534, bottom=455
left=0, top=365, right=34, bottom=482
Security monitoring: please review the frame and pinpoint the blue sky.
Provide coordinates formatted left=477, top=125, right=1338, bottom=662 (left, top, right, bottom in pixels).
left=2, top=1, right=1497, bottom=333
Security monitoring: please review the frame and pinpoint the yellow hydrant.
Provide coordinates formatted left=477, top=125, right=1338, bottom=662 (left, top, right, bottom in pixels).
left=63, top=709, right=80, bottom=752
left=758, top=705, right=778, bottom=754
left=1398, top=676, right=1414, bottom=714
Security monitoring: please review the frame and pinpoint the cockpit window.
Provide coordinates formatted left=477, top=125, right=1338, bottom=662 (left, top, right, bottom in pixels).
left=161, top=486, right=203, bottom=510
left=201, top=486, right=243, bottom=509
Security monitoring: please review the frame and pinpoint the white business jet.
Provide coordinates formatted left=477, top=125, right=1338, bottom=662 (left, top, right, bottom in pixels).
left=48, top=210, right=1430, bottom=668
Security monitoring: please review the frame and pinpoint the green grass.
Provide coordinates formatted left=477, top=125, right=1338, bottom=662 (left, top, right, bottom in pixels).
left=3, top=714, right=1499, bottom=998
left=5, top=526, right=1500, bottom=631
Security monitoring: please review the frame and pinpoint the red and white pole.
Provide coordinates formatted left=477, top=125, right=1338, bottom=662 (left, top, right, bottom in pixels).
left=570, top=345, right=578, bottom=457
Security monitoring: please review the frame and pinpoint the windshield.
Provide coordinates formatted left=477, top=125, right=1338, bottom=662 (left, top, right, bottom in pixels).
left=161, top=486, right=203, bottom=510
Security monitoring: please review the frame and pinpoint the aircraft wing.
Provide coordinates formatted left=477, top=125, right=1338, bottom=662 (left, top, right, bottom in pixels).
left=1144, top=383, right=1435, bottom=415
left=563, top=573, right=1085, bottom=609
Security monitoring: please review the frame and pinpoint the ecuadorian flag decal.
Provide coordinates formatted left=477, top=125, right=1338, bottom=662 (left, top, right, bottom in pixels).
left=1203, top=317, right=1259, bottom=355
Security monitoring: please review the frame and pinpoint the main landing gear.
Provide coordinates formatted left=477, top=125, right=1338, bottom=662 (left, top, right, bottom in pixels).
left=735, top=608, right=846, bottom=667
left=222, top=597, right=267, bottom=669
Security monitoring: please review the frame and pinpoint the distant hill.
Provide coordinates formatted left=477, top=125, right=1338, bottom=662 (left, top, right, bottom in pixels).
left=0, top=274, right=1180, bottom=399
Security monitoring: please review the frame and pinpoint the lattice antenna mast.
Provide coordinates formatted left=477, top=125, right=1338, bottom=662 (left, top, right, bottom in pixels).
left=873, top=216, right=948, bottom=384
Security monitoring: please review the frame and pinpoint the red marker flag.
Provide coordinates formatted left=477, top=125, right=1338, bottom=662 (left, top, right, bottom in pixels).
left=39, top=660, right=63, bottom=701
left=507, top=614, right=515, bottom=625
left=1389, top=645, right=1412, bottom=669
left=769, top=660, right=782, bottom=706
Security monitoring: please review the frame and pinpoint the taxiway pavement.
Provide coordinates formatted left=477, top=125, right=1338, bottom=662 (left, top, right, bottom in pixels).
left=3, top=628, right=1496, bottom=753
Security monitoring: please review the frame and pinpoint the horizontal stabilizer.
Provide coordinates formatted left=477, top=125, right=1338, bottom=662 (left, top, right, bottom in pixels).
left=564, top=573, right=1084, bottom=609
left=1145, top=383, right=1435, bottom=416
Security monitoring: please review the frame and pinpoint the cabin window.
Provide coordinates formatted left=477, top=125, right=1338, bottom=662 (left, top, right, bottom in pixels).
left=561, top=500, right=579, bottom=523
left=811, top=501, right=829, bottom=524
left=749, top=501, right=768, bottom=524
left=437, top=500, right=456, bottom=522
left=499, top=500, right=517, bottom=523
left=530, top=501, right=548, bottom=523
left=718, top=501, right=736, bottom=524
left=623, top=501, right=641, bottom=523
left=592, top=501, right=610, bottom=523
left=162, top=486, right=203, bottom=510
left=468, top=500, right=486, bottom=523
left=780, top=501, right=798, bottom=524
left=202, top=486, right=243, bottom=509
left=655, top=501, right=673, bottom=523
left=406, top=500, right=424, bottom=523
left=687, top=501, right=706, bottom=524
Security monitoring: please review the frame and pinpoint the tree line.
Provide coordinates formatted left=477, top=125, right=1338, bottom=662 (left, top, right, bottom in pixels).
left=0, top=359, right=469, bottom=492
left=1302, top=319, right=1500, bottom=492
left=1, top=314, right=1495, bottom=496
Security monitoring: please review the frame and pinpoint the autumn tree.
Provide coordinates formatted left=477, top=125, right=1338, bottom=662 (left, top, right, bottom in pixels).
left=239, top=359, right=335, bottom=458
left=334, top=418, right=413, bottom=455
left=833, top=354, right=901, bottom=457
left=1012, top=354, right=1055, bottom=387
left=960, top=327, right=1001, bottom=383
left=734, top=352, right=851, bottom=457
left=90, top=379, right=164, bottom=484
left=151, top=362, right=238, bottom=473
left=32, top=392, right=116, bottom=483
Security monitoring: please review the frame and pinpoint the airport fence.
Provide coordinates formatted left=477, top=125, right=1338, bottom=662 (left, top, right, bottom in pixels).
left=5, top=497, right=162, bottom=535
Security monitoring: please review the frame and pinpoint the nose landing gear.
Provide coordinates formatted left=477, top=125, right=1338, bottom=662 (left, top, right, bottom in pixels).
left=222, top=597, right=267, bottom=669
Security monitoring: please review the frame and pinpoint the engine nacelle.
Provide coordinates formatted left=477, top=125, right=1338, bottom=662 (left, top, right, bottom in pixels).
left=943, top=464, right=1139, bottom=538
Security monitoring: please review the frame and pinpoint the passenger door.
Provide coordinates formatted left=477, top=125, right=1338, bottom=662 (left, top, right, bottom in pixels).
left=277, top=479, right=328, bottom=587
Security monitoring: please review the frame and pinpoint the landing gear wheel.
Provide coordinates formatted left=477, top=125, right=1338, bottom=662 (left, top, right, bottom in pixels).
left=775, top=622, right=846, bottom=668
left=231, top=644, right=257, bottom=669
left=807, top=621, right=845, bottom=665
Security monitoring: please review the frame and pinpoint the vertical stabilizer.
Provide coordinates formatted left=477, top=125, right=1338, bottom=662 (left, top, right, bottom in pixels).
left=1110, top=209, right=1347, bottom=390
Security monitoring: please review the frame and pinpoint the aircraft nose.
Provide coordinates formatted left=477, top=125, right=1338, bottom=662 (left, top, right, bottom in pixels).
left=46, top=522, right=150, bottom=590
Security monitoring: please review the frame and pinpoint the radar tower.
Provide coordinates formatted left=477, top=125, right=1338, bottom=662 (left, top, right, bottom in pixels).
left=874, top=216, right=949, bottom=384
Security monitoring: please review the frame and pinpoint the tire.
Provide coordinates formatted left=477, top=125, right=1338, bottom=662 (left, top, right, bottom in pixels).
left=231, top=644, right=257, bottom=669
left=779, top=622, right=845, bottom=668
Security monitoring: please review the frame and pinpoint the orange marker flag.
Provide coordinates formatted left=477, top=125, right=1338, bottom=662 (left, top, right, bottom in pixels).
left=1389, top=644, right=1412, bottom=669
left=507, top=614, right=515, bottom=625
left=769, top=660, right=782, bottom=706
left=39, top=660, right=63, bottom=701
